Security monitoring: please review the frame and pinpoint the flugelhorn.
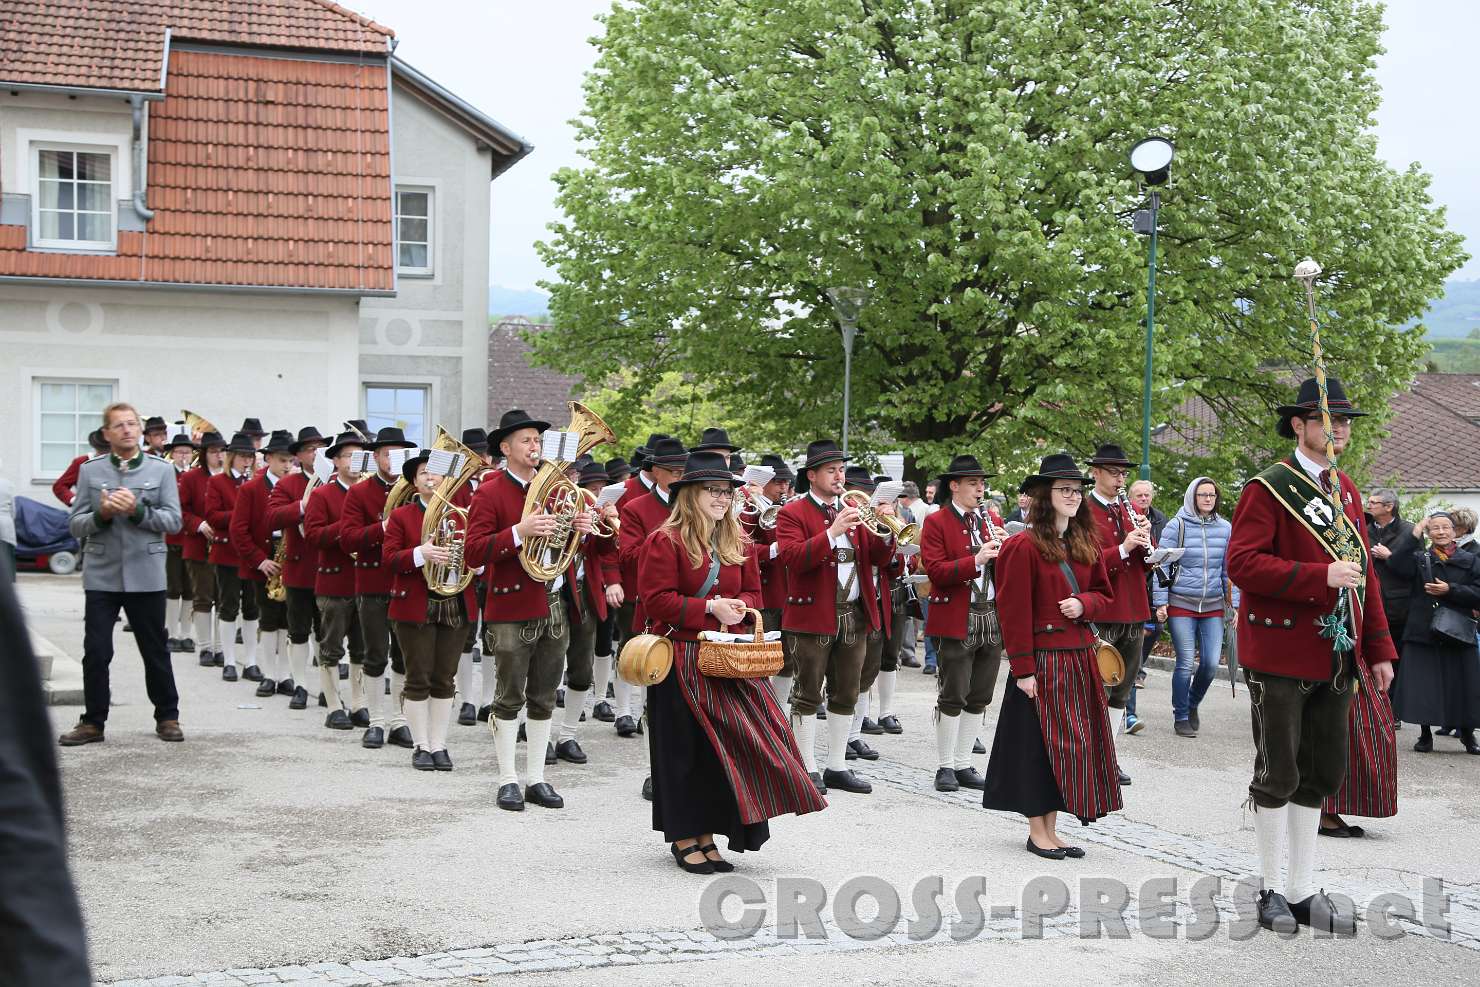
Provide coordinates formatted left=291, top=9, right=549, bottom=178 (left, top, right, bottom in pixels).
left=841, top=489, right=918, bottom=545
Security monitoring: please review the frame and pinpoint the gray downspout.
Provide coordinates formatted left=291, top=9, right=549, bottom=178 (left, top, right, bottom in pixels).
left=129, top=94, right=155, bottom=222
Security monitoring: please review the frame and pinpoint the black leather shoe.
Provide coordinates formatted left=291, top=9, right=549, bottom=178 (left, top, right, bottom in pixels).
left=388, top=725, right=414, bottom=749
left=255, top=678, right=276, bottom=698
left=199, top=650, right=214, bottom=667
left=860, top=717, right=884, bottom=735
left=477, top=704, right=492, bottom=723
left=544, top=742, right=556, bottom=766
left=697, top=842, right=735, bottom=873
left=822, top=768, right=872, bottom=794
left=808, top=771, right=828, bottom=795
left=211, top=651, right=224, bottom=667
left=878, top=714, right=903, bottom=735
left=556, top=739, right=588, bottom=764
left=1188, top=708, right=1200, bottom=732
left=934, top=767, right=960, bottom=792
left=431, top=749, right=453, bottom=771
left=954, top=767, right=986, bottom=790
left=517, top=722, right=528, bottom=742
left=1257, top=890, right=1298, bottom=934
left=361, top=726, right=385, bottom=749
left=672, top=842, right=715, bottom=874
left=592, top=700, right=615, bottom=722
left=1026, top=838, right=1066, bottom=860
left=1118, top=767, right=1132, bottom=786
left=276, top=678, right=295, bottom=696
left=642, top=776, right=654, bottom=801
left=1289, top=890, right=1355, bottom=935
left=525, top=782, right=564, bottom=808
left=846, top=738, right=879, bottom=761
left=242, top=665, right=263, bottom=682
left=180, top=637, right=196, bottom=652
left=324, top=709, right=353, bottom=730
left=497, top=782, right=524, bottom=811
left=412, top=748, right=435, bottom=771
left=289, top=686, right=308, bottom=710
left=167, top=636, right=181, bottom=652
left=350, top=708, right=371, bottom=729
left=457, top=703, right=476, bottom=726
left=1060, top=845, right=1086, bottom=859
left=973, top=737, right=986, bottom=754
left=1462, top=730, right=1480, bottom=754
left=222, top=665, right=239, bottom=682
left=1414, top=731, right=1434, bottom=753
left=615, top=715, right=639, bottom=737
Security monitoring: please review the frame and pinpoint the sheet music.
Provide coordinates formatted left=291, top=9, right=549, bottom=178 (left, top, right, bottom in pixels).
left=388, top=447, right=419, bottom=474
left=1146, top=547, right=1186, bottom=566
left=541, top=430, right=581, bottom=461
left=596, top=482, right=626, bottom=507
left=426, top=449, right=461, bottom=477
left=312, top=450, right=335, bottom=483
left=873, top=480, right=904, bottom=505
left=741, top=465, right=775, bottom=487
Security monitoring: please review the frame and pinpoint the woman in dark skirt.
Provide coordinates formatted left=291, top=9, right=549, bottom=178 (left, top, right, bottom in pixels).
left=637, top=450, right=826, bottom=874
left=1393, top=512, right=1480, bottom=754
left=984, top=453, right=1122, bottom=859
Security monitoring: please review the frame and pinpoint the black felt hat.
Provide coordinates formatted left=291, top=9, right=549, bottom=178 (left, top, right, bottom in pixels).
left=290, top=426, right=328, bottom=454
left=933, top=455, right=994, bottom=505
left=400, top=451, right=432, bottom=486
left=197, top=430, right=227, bottom=451
left=1276, top=376, right=1367, bottom=439
left=163, top=430, right=196, bottom=451
left=844, top=465, right=877, bottom=493
left=692, top=427, right=740, bottom=454
left=1085, top=443, right=1134, bottom=468
left=489, top=409, right=551, bottom=449
left=758, top=454, right=795, bottom=481
left=670, top=450, right=744, bottom=492
left=580, top=461, right=611, bottom=488
left=1020, top=452, right=1093, bottom=494
left=793, top=439, right=849, bottom=492
left=461, top=427, right=489, bottom=453
left=143, top=416, right=168, bottom=435
left=729, top=452, right=746, bottom=475
left=325, top=431, right=367, bottom=459
left=369, top=426, right=417, bottom=451
left=605, top=456, right=631, bottom=482
left=224, top=432, right=258, bottom=457
left=343, top=419, right=372, bottom=443
left=238, top=417, right=267, bottom=438
left=647, top=437, right=689, bottom=470
left=260, top=430, right=294, bottom=456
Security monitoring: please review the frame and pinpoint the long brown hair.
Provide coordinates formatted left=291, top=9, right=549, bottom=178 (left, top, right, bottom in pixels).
left=660, top=484, right=748, bottom=569
left=1026, top=482, right=1101, bottom=565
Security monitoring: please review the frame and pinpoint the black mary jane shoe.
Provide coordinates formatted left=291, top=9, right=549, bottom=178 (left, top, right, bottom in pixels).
left=211, top=651, right=225, bottom=667
left=525, top=782, right=564, bottom=809
left=846, top=738, right=880, bottom=761
left=1289, top=889, right=1356, bottom=936
left=412, top=748, right=436, bottom=771
left=350, top=708, right=371, bottom=729
left=698, top=843, right=736, bottom=873
left=1026, top=838, right=1066, bottom=861
left=671, top=842, right=715, bottom=875
left=641, top=776, right=654, bottom=801
left=860, top=717, right=884, bottom=736
left=387, top=725, right=414, bottom=749
left=276, top=678, right=295, bottom=697
left=1058, top=844, right=1086, bottom=859
left=1318, top=824, right=1351, bottom=838
left=822, top=768, right=872, bottom=794
left=431, top=749, right=453, bottom=771
left=242, top=665, right=264, bottom=683
left=878, top=714, right=903, bottom=735
left=289, top=686, right=309, bottom=710
left=556, top=739, right=588, bottom=764
left=254, top=678, right=277, bottom=699
left=592, top=700, right=615, bottom=722
left=1257, top=890, right=1297, bottom=934
left=934, top=767, right=960, bottom=792
left=361, top=726, right=385, bottom=749
left=497, top=782, right=525, bottom=811
left=221, top=665, right=239, bottom=682
left=457, top=702, right=476, bottom=726
left=954, top=767, right=986, bottom=791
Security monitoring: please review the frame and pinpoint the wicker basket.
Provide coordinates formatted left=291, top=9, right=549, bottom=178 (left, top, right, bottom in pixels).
left=696, top=608, right=783, bottom=679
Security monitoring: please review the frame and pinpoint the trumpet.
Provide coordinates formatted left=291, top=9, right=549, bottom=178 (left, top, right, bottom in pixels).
left=737, top=488, right=782, bottom=530
left=979, top=504, right=1009, bottom=546
left=841, top=489, right=918, bottom=545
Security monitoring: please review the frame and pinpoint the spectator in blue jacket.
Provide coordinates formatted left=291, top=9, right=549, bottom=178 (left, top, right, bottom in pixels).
left=1153, top=476, right=1233, bottom=738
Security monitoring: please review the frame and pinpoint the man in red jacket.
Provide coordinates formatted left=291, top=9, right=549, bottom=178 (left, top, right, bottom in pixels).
left=304, top=431, right=368, bottom=730
left=1227, top=376, right=1397, bottom=936
left=919, top=455, right=1003, bottom=793
left=464, top=409, right=595, bottom=811
left=206, top=432, right=260, bottom=682
left=180, top=432, right=226, bottom=666
left=1083, top=442, right=1153, bottom=782
left=266, top=426, right=329, bottom=709
left=51, top=430, right=108, bottom=507
left=229, top=431, right=294, bottom=697
left=776, top=439, right=894, bottom=796
left=341, top=426, right=418, bottom=749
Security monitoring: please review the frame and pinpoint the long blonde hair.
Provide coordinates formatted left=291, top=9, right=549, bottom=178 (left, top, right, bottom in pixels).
left=660, top=484, right=748, bottom=569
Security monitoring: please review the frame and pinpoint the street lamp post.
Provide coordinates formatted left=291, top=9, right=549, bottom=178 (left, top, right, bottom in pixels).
left=827, top=286, right=870, bottom=454
left=1129, top=137, right=1174, bottom=482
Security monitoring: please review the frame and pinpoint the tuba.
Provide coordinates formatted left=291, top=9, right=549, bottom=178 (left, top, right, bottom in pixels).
left=841, top=489, right=919, bottom=545
left=181, top=409, right=219, bottom=468
left=518, top=401, right=617, bottom=582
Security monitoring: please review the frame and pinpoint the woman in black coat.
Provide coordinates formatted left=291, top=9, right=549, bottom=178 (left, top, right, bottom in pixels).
left=1393, top=512, right=1480, bottom=754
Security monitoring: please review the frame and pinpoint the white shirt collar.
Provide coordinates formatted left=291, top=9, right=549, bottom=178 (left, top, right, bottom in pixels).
left=808, top=491, right=838, bottom=509
left=1293, top=446, right=1328, bottom=484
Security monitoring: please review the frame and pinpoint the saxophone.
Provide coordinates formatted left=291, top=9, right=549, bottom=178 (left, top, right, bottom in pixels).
left=266, top=536, right=288, bottom=602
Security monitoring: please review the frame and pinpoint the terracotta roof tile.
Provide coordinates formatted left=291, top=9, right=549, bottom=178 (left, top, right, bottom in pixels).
left=488, top=320, right=583, bottom=428
left=1370, top=375, right=1480, bottom=491
left=0, top=0, right=393, bottom=92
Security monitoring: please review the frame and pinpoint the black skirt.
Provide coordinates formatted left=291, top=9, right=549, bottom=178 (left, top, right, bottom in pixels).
left=982, top=675, right=1070, bottom=820
left=646, top=658, right=769, bottom=852
left=1393, top=637, right=1480, bottom=729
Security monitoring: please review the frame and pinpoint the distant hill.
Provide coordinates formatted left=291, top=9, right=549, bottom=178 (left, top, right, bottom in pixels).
left=1416, top=279, right=1480, bottom=339
left=489, top=285, right=550, bottom=319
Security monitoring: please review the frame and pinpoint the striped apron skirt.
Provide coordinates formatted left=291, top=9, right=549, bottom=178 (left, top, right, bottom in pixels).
left=984, top=647, right=1123, bottom=824
left=647, top=641, right=826, bottom=851
left=1323, top=655, right=1398, bottom=818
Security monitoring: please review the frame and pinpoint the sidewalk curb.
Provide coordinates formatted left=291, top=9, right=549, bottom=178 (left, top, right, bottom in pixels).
left=1142, top=653, right=1238, bottom=684
left=32, top=629, right=85, bottom=705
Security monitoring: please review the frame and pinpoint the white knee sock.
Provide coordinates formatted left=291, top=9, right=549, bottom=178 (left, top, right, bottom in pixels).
left=481, top=657, right=498, bottom=708
left=172, top=598, right=187, bottom=637
left=456, top=651, right=474, bottom=706
left=525, top=718, right=553, bottom=785
left=493, top=718, right=520, bottom=785
left=289, top=641, right=308, bottom=687
left=388, top=671, right=407, bottom=729
left=212, top=612, right=223, bottom=648
left=771, top=674, right=793, bottom=708
left=877, top=670, right=897, bottom=719
left=613, top=677, right=632, bottom=717
left=560, top=688, right=588, bottom=742
left=955, top=711, right=983, bottom=770
left=826, top=709, right=853, bottom=772
left=319, top=663, right=342, bottom=710
left=221, top=619, right=239, bottom=668
left=427, top=697, right=453, bottom=753
left=1284, top=803, right=1321, bottom=903
left=794, top=714, right=818, bottom=774
left=364, top=673, right=385, bottom=729
left=403, top=698, right=430, bottom=751
left=934, top=711, right=960, bottom=770
left=240, top=618, right=258, bottom=665
left=1252, top=803, right=1289, bottom=894
left=274, top=630, right=288, bottom=681
left=590, top=656, right=612, bottom=710
left=849, top=696, right=868, bottom=744
left=633, top=685, right=647, bottom=720
left=193, top=612, right=212, bottom=651
left=350, top=664, right=365, bottom=711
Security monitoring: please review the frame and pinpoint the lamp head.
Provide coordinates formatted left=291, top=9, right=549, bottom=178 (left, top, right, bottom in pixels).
left=1129, top=137, right=1174, bottom=186
left=827, top=286, right=870, bottom=327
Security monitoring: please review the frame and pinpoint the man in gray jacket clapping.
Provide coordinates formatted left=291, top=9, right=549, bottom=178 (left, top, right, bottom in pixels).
left=60, top=402, right=184, bottom=746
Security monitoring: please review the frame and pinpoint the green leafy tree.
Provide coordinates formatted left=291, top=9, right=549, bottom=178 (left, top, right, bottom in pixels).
left=535, top=0, right=1466, bottom=488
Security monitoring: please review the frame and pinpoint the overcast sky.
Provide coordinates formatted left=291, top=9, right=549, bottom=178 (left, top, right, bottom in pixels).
left=358, top=0, right=1478, bottom=291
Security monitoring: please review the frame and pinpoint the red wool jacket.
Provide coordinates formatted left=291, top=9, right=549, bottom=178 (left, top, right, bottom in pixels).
left=383, top=500, right=479, bottom=623
left=265, top=472, right=318, bottom=590
left=204, top=471, right=248, bottom=567
left=52, top=454, right=87, bottom=507
left=616, top=473, right=653, bottom=509
left=618, top=488, right=675, bottom=630
left=304, top=478, right=358, bottom=597
left=774, top=494, right=891, bottom=635
left=341, top=473, right=396, bottom=596
left=571, top=529, right=619, bottom=625
left=177, top=466, right=213, bottom=561
left=920, top=504, right=995, bottom=640
left=229, top=471, right=280, bottom=582
left=995, top=532, right=1115, bottom=677
left=164, top=465, right=190, bottom=547
left=742, top=511, right=786, bottom=611
left=1227, top=459, right=1396, bottom=680
left=464, top=468, right=559, bottom=623
left=637, top=528, right=762, bottom=642
left=1086, top=493, right=1152, bottom=623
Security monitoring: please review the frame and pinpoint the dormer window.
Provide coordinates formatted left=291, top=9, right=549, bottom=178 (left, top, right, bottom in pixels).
left=34, top=145, right=115, bottom=250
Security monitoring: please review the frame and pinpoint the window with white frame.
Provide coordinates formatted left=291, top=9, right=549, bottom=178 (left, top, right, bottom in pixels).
left=34, top=378, right=116, bottom=476
left=395, top=187, right=432, bottom=275
left=33, top=146, right=116, bottom=249
left=364, top=384, right=429, bottom=447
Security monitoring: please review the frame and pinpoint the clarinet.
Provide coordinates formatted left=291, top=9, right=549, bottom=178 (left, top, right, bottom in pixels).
left=1116, top=488, right=1153, bottom=559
